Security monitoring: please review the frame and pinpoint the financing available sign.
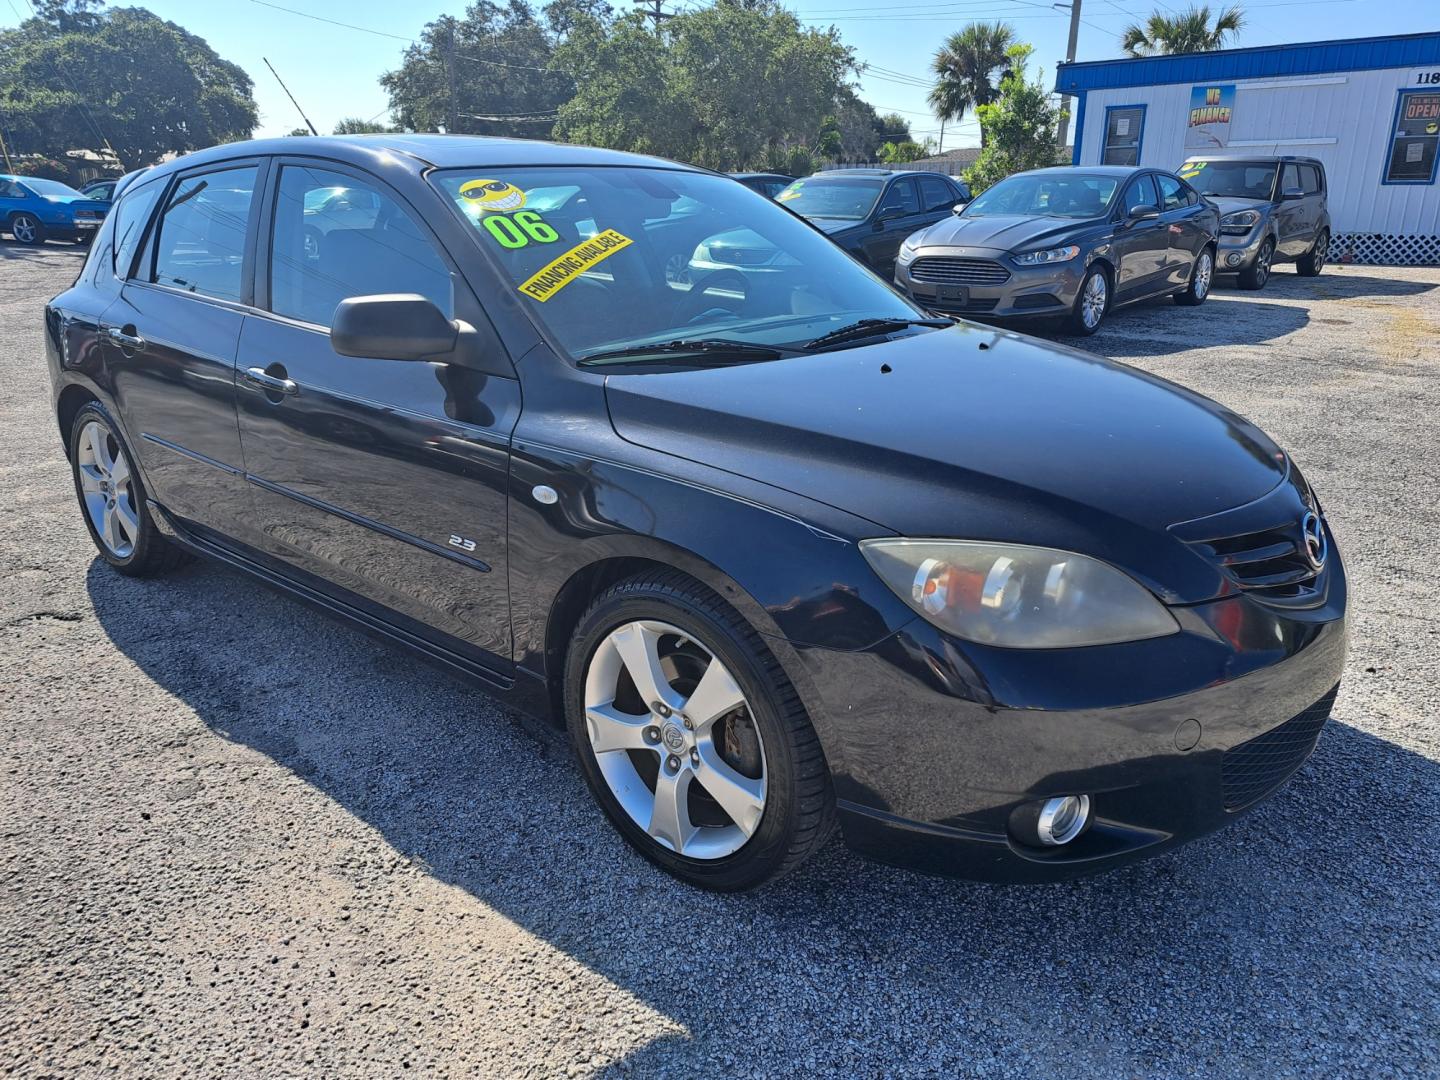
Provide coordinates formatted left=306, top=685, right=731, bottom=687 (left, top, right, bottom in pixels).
left=1186, top=84, right=1236, bottom=148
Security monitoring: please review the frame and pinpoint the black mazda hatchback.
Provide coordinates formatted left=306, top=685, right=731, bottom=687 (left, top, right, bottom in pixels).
left=45, top=136, right=1346, bottom=890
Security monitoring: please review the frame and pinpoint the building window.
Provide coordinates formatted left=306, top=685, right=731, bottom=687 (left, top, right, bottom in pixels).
left=1102, top=106, right=1145, bottom=166
left=1385, top=90, right=1440, bottom=184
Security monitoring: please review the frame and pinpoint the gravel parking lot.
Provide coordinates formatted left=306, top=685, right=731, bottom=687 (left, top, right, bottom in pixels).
left=3, top=241, right=1438, bottom=1078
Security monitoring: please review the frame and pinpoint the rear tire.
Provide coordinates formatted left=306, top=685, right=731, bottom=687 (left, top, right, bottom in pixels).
left=564, top=570, right=835, bottom=891
left=1297, top=229, right=1328, bottom=277
left=1238, top=238, right=1273, bottom=290
left=68, top=402, right=191, bottom=577
left=1064, top=265, right=1109, bottom=336
left=1174, top=246, right=1214, bottom=306
left=8, top=212, right=45, bottom=246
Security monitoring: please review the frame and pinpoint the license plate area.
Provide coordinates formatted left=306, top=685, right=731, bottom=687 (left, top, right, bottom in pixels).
left=935, top=284, right=968, bottom=303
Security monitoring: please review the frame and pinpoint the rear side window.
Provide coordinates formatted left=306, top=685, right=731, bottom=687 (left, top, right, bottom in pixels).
left=268, top=163, right=453, bottom=329
left=1156, top=174, right=1186, bottom=211
left=918, top=174, right=956, bottom=212
left=151, top=165, right=258, bottom=302
left=112, top=182, right=162, bottom=278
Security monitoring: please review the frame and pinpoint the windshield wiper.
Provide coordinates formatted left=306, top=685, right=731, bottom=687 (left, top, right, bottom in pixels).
left=577, top=339, right=789, bottom=367
left=803, top=317, right=952, bottom=351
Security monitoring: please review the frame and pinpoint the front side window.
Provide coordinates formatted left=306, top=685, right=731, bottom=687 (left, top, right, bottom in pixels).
left=1156, top=174, right=1185, bottom=211
left=1181, top=159, right=1277, bottom=200
left=1102, top=107, right=1144, bottom=166
left=0, top=179, right=26, bottom=199
left=774, top=177, right=883, bottom=220
left=1299, top=164, right=1323, bottom=194
left=151, top=165, right=258, bottom=302
left=1122, top=174, right=1159, bottom=215
left=1385, top=91, right=1440, bottom=184
left=1281, top=163, right=1302, bottom=194
left=877, top=179, right=919, bottom=217
left=432, top=166, right=923, bottom=362
left=963, top=173, right=1119, bottom=219
left=269, top=164, right=453, bottom=328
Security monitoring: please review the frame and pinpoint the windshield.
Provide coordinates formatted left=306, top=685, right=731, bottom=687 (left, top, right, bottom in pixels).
left=774, top=177, right=882, bottom=220
left=962, top=173, right=1119, bottom=219
left=1180, top=160, right=1277, bottom=200
left=432, top=167, right=926, bottom=362
left=25, top=178, right=84, bottom=198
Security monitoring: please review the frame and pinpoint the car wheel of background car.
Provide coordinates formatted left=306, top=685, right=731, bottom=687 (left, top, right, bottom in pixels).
left=1239, top=238, right=1274, bottom=290
left=1297, top=230, right=1329, bottom=277
left=564, top=570, right=835, bottom=891
left=68, top=403, right=191, bottom=577
left=1065, top=265, right=1109, bottom=336
left=1175, top=246, right=1214, bottom=307
left=8, top=213, right=45, bottom=246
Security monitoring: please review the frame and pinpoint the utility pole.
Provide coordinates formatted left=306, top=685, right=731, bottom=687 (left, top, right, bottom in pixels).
left=443, top=18, right=458, bottom=135
left=263, top=57, right=318, bottom=136
left=1055, top=0, right=1082, bottom=152
left=632, top=0, right=673, bottom=31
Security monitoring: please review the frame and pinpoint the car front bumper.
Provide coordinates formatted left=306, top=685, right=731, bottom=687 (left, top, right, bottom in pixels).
left=799, top=539, right=1348, bottom=883
left=894, top=246, right=1086, bottom=320
left=1216, top=228, right=1267, bottom=271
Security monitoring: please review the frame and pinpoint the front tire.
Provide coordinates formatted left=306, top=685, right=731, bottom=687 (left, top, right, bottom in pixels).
left=564, top=571, right=835, bottom=891
left=1065, top=265, right=1109, bottom=336
left=1238, top=238, right=1274, bottom=290
left=1297, top=229, right=1328, bottom=277
left=8, top=212, right=45, bottom=246
left=68, top=403, right=191, bottom=577
left=1174, top=246, right=1214, bottom=306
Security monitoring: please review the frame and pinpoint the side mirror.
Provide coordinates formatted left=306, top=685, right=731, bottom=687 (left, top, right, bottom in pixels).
left=331, top=294, right=514, bottom=377
left=1128, top=204, right=1162, bottom=221
left=1281, top=186, right=1305, bottom=200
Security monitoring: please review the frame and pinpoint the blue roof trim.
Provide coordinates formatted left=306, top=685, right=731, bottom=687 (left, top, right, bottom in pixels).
left=1056, top=31, right=1440, bottom=94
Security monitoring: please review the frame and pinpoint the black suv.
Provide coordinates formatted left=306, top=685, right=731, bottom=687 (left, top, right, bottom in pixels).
left=775, top=168, right=971, bottom=277
left=1179, top=155, right=1331, bottom=289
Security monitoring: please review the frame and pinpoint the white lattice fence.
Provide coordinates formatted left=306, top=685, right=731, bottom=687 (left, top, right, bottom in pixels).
left=1332, top=233, right=1440, bottom=266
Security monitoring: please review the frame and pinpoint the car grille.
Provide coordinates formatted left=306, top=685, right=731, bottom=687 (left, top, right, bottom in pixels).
left=909, top=256, right=1011, bottom=286
left=1221, top=685, right=1337, bottom=811
left=1185, top=522, right=1323, bottom=603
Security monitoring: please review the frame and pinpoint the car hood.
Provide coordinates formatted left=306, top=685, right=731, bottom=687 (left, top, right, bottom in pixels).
left=1209, top=196, right=1271, bottom=217
left=914, top=213, right=1099, bottom=253
left=604, top=325, right=1289, bottom=602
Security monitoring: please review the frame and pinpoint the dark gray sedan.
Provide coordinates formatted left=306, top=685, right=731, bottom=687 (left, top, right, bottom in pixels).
left=894, top=166, right=1220, bottom=335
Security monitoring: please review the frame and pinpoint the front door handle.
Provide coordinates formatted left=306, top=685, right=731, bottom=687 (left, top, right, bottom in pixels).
left=243, top=367, right=298, bottom=396
left=104, top=326, right=146, bottom=351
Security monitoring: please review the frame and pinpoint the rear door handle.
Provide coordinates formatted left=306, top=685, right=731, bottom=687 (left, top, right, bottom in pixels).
left=243, top=367, right=299, bottom=396
left=104, top=326, right=146, bottom=351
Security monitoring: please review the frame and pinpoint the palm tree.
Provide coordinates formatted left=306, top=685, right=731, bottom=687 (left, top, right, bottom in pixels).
left=927, top=21, right=1016, bottom=148
left=1121, top=5, right=1244, bottom=57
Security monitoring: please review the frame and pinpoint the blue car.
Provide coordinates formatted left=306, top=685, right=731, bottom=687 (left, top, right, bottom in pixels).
left=0, top=174, right=110, bottom=246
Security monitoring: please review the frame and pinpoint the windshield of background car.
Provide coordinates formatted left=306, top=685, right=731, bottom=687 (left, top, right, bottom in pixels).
left=432, top=167, right=925, bottom=361
left=1180, top=160, right=1277, bottom=200
left=962, top=174, right=1120, bottom=219
left=773, top=177, right=882, bottom=220
left=23, top=178, right=85, bottom=198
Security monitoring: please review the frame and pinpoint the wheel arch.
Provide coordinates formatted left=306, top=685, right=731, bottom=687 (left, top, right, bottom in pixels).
left=56, top=383, right=101, bottom=457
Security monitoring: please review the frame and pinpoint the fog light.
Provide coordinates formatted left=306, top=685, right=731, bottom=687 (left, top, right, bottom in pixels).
left=1226, top=252, right=1243, bottom=268
left=1036, top=795, right=1091, bottom=846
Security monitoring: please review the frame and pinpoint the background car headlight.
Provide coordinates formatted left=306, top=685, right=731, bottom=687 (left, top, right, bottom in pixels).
left=1220, top=209, right=1261, bottom=235
left=1012, top=245, right=1080, bottom=267
left=898, top=234, right=922, bottom=261
left=859, top=539, right=1178, bottom=649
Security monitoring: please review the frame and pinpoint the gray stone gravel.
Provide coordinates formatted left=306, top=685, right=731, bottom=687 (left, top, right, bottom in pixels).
left=2, top=242, right=1438, bottom=1078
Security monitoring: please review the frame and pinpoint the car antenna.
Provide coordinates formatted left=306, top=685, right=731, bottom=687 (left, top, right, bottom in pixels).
left=263, top=57, right=319, bottom=137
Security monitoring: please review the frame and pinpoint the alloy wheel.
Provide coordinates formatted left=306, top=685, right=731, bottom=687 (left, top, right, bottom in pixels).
left=76, top=420, right=139, bottom=558
left=583, top=619, right=767, bottom=860
left=1312, top=234, right=1327, bottom=272
left=1082, top=271, right=1107, bottom=330
left=1194, top=251, right=1213, bottom=299
left=1256, top=243, right=1272, bottom=286
left=11, top=214, right=38, bottom=245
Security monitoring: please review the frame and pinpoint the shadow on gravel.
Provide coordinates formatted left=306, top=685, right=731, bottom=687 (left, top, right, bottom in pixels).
left=86, top=557, right=1439, bottom=1075
left=0, top=239, right=85, bottom=260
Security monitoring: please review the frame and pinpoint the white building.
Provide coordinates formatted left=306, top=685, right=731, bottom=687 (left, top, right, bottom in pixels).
left=1056, top=31, right=1440, bottom=264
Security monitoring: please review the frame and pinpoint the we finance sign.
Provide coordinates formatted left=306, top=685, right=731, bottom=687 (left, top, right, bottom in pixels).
left=1186, top=84, right=1236, bottom=148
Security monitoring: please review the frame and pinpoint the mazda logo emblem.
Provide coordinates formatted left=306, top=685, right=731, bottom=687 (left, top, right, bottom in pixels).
left=1301, top=511, right=1327, bottom=571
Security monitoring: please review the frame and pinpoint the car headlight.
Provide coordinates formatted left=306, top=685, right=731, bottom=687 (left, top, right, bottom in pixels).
left=1012, top=245, right=1080, bottom=266
left=1220, top=209, right=1261, bottom=234
left=859, top=539, right=1178, bottom=649
left=898, top=233, right=922, bottom=261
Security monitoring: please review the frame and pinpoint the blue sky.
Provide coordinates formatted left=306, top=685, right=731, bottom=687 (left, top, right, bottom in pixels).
left=0, top=0, right=1427, bottom=147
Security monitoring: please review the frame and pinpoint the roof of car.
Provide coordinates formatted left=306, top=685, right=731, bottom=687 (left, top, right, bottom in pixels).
left=813, top=168, right=958, bottom=179
left=1181, top=153, right=1323, bottom=165
left=135, top=134, right=703, bottom=182
left=1019, top=165, right=1152, bottom=179
left=731, top=171, right=793, bottom=181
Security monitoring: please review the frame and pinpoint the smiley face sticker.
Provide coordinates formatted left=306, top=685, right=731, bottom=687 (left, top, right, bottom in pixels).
left=459, top=178, right=527, bottom=213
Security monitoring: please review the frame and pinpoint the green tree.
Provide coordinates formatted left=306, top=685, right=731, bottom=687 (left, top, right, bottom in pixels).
left=554, top=2, right=858, bottom=170
left=815, top=115, right=843, bottom=159
left=380, top=1, right=586, bottom=138
left=878, top=139, right=932, bottom=165
left=333, top=117, right=398, bottom=134
left=1121, top=5, right=1244, bottom=57
left=927, top=21, right=1015, bottom=148
left=0, top=2, right=257, bottom=171
left=831, top=90, right=886, bottom=161
left=963, top=45, right=1065, bottom=194
left=875, top=111, right=912, bottom=144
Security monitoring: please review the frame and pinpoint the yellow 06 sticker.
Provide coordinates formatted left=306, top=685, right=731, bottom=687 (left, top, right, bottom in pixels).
left=518, top=229, right=634, bottom=302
